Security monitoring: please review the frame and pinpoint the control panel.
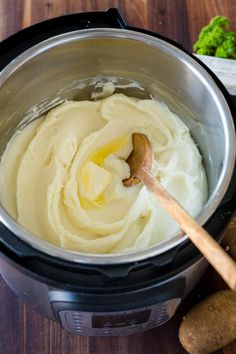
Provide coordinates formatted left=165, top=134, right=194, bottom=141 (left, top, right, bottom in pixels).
left=58, top=298, right=181, bottom=336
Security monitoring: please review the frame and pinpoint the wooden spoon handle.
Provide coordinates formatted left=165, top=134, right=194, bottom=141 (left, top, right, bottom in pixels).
left=139, top=167, right=236, bottom=291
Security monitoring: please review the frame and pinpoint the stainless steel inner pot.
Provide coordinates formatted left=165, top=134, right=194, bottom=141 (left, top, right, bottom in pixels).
left=0, top=28, right=235, bottom=264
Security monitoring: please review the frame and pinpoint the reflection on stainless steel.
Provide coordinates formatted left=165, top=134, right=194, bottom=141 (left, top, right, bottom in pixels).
left=0, top=28, right=235, bottom=264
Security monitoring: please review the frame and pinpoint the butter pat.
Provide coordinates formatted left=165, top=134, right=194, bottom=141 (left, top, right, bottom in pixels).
left=81, top=161, right=112, bottom=202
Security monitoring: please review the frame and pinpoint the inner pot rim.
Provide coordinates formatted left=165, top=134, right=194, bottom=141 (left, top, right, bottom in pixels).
left=0, top=28, right=235, bottom=265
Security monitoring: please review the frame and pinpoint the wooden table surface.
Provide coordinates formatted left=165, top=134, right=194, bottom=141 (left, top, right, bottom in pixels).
left=0, top=1, right=236, bottom=353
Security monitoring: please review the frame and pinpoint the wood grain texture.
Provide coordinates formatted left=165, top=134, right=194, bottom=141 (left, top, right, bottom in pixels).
left=0, top=1, right=236, bottom=353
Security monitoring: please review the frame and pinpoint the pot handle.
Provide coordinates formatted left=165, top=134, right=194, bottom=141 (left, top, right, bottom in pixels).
left=75, top=8, right=128, bottom=30
left=0, top=9, right=128, bottom=70
left=94, top=8, right=186, bottom=52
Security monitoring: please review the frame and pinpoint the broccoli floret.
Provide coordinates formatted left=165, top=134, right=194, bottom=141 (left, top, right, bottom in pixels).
left=193, top=16, right=236, bottom=59
left=216, top=35, right=236, bottom=58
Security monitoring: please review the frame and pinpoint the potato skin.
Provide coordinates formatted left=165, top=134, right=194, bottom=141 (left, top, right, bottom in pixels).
left=179, top=290, right=236, bottom=354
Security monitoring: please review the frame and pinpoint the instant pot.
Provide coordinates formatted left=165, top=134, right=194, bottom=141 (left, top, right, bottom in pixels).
left=0, top=9, right=236, bottom=336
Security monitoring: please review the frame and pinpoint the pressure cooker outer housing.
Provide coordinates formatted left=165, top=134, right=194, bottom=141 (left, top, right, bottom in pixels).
left=0, top=8, right=235, bottom=335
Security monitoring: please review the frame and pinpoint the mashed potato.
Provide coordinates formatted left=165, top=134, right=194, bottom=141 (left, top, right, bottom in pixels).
left=0, top=94, right=207, bottom=254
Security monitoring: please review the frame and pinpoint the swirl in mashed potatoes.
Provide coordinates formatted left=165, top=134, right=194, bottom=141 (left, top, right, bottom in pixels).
left=0, top=94, right=207, bottom=254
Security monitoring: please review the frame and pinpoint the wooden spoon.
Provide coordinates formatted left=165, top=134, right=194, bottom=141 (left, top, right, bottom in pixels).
left=123, top=133, right=236, bottom=291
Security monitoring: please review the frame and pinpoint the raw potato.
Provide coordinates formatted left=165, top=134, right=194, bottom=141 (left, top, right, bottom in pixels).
left=179, top=290, right=236, bottom=354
